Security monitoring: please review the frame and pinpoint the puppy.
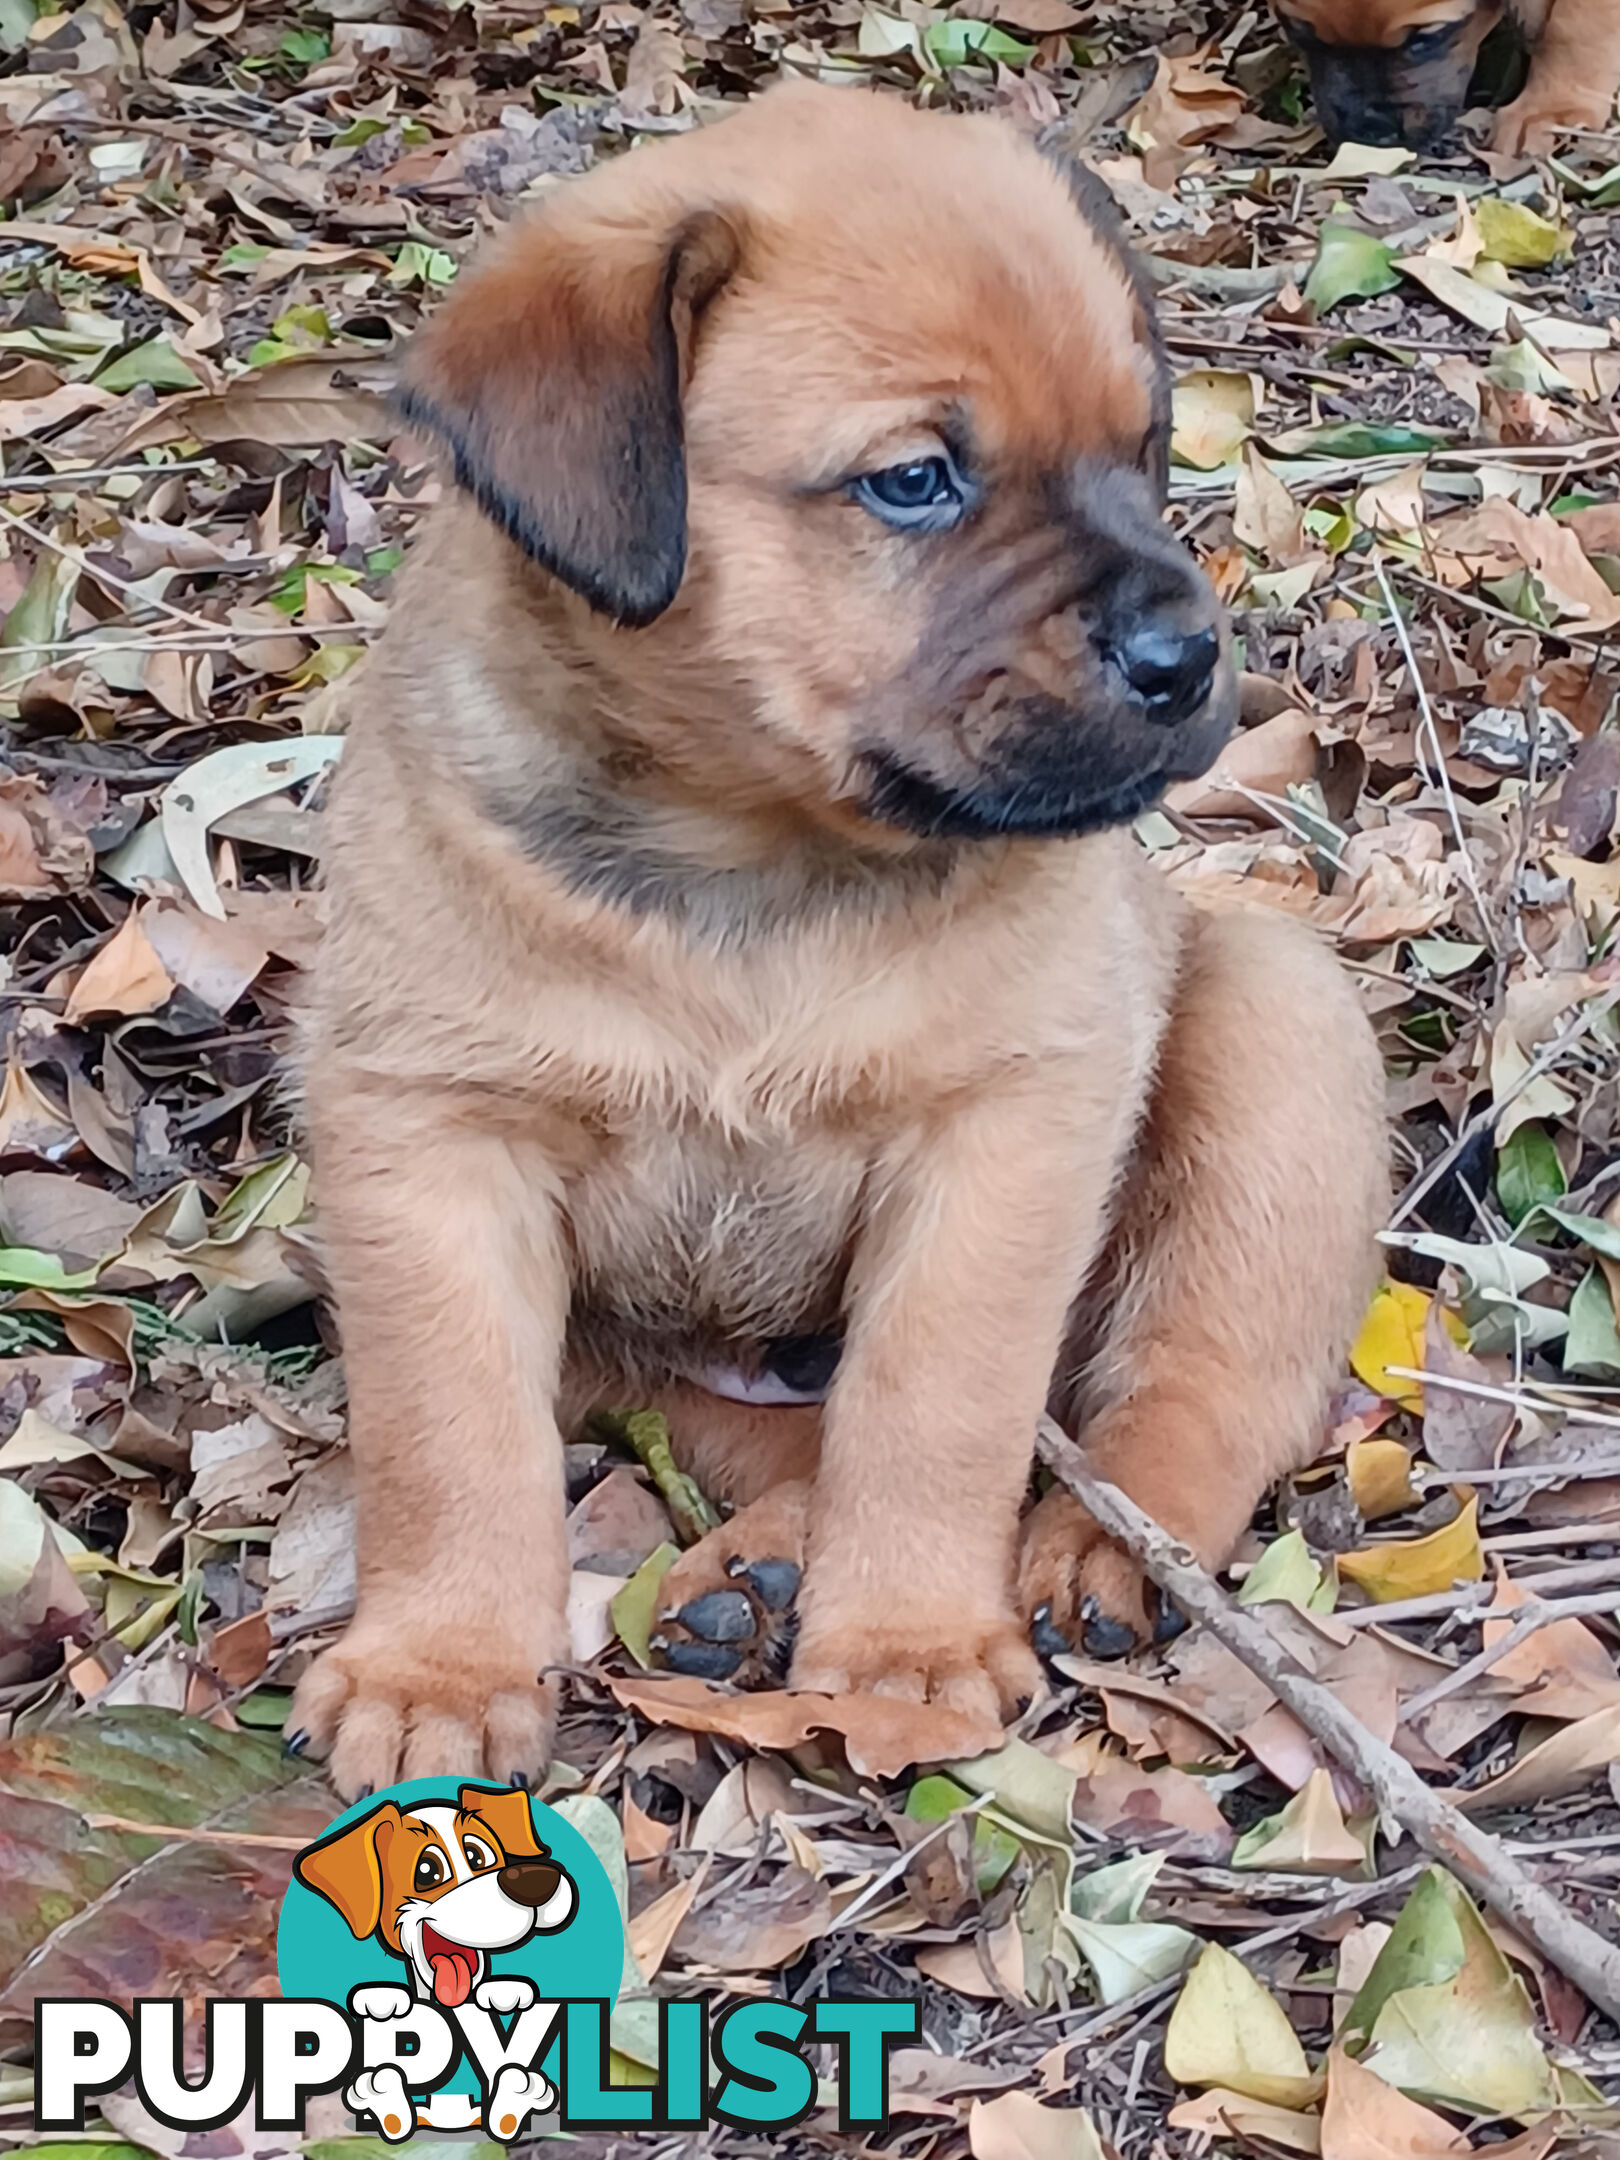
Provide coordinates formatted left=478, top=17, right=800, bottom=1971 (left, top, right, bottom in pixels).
left=1274, top=0, right=1620, bottom=152
left=294, top=1783, right=576, bottom=2005
left=288, top=83, right=1387, bottom=1797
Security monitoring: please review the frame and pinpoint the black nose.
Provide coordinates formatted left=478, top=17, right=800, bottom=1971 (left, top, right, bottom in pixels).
left=497, top=1860, right=564, bottom=1907
left=1109, top=623, right=1218, bottom=725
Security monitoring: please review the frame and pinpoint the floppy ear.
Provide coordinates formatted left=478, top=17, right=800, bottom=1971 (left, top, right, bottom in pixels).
left=294, top=1802, right=402, bottom=1938
left=458, top=1783, right=545, bottom=1861
left=398, top=204, right=744, bottom=628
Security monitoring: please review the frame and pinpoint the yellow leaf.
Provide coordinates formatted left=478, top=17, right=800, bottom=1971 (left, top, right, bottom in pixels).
left=1165, top=1941, right=1320, bottom=2108
left=1171, top=370, right=1255, bottom=470
left=969, top=2091, right=1107, bottom=2160
left=1349, top=1283, right=1428, bottom=1410
left=1338, top=1497, right=1483, bottom=1604
left=1476, top=198, right=1571, bottom=269
left=1347, top=1439, right=1417, bottom=1522
left=1169, top=2089, right=1322, bottom=2155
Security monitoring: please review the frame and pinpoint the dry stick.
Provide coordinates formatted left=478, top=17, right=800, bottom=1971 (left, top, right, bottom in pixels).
left=1033, top=1416, right=1620, bottom=2023
left=1399, top=1590, right=1620, bottom=1722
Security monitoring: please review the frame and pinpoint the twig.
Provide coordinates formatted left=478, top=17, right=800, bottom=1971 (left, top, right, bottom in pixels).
left=1033, top=1416, right=1620, bottom=2022
left=1398, top=1590, right=1620, bottom=1721
left=1338, top=1558, right=1620, bottom=1627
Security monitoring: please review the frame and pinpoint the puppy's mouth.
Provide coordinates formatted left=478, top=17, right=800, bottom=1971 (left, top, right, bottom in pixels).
left=421, top=1922, right=485, bottom=2008
left=860, top=750, right=1172, bottom=841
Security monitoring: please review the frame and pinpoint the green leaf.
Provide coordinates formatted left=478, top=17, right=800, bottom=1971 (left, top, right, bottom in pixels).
left=279, top=25, right=330, bottom=62
left=0, top=1246, right=100, bottom=1290
left=333, top=116, right=389, bottom=146
left=1303, top=220, right=1401, bottom=313
left=1065, top=1913, right=1199, bottom=2005
left=599, top=1409, right=719, bottom=1543
left=0, top=0, right=41, bottom=54
left=389, top=240, right=458, bottom=289
left=1072, top=1850, right=1164, bottom=1923
left=366, top=544, right=404, bottom=575
left=1565, top=1266, right=1620, bottom=1378
left=946, top=1737, right=1076, bottom=1846
left=0, top=1708, right=309, bottom=2003
left=272, top=301, right=332, bottom=347
left=0, top=542, right=80, bottom=694
left=1264, top=421, right=1443, bottom=458
left=924, top=15, right=1033, bottom=65
left=235, top=1685, right=293, bottom=1730
left=1537, top=1203, right=1620, bottom=1260
left=610, top=1540, right=678, bottom=1668
left=219, top=242, right=270, bottom=269
left=1409, top=936, right=1485, bottom=977
left=1235, top=1526, right=1331, bottom=1612
left=94, top=337, right=201, bottom=394
left=1350, top=1869, right=1559, bottom=2115
left=905, top=1772, right=1019, bottom=1892
left=1495, top=1121, right=1566, bottom=1228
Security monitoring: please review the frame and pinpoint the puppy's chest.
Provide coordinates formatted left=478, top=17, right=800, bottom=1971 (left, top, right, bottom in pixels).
left=566, top=1121, right=866, bottom=1344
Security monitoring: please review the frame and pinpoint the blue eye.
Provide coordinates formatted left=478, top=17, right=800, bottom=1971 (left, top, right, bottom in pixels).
left=1404, top=22, right=1454, bottom=54
left=850, top=453, right=969, bottom=531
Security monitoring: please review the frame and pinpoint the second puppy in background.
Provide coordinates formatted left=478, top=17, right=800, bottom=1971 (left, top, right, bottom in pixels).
left=1274, top=0, right=1620, bottom=152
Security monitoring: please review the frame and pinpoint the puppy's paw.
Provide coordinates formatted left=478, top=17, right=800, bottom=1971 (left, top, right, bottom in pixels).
left=1019, top=1491, right=1184, bottom=1662
left=790, top=1608, right=1038, bottom=1725
left=346, top=2067, right=415, bottom=2143
left=1492, top=84, right=1613, bottom=154
left=486, top=2065, right=556, bottom=2141
left=474, top=1975, right=538, bottom=2015
left=350, top=1984, right=414, bottom=2022
left=289, top=1616, right=562, bottom=1801
left=653, top=1482, right=807, bottom=1684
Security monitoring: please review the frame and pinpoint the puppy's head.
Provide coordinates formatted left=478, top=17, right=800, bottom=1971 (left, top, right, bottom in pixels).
left=402, top=85, right=1235, bottom=849
left=294, top=1786, right=576, bottom=2006
left=1274, top=0, right=1500, bottom=145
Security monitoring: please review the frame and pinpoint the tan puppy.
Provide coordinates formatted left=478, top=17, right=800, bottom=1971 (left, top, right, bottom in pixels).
left=288, top=84, right=1387, bottom=1797
left=1273, top=0, right=1620, bottom=152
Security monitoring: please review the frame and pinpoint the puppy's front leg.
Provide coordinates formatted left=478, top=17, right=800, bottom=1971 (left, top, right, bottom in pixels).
left=289, top=1099, right=571, bottom=1797
left=1493, top=0, right=1620, bottom=150
left=791, top=1074, right=1123, bottom=1723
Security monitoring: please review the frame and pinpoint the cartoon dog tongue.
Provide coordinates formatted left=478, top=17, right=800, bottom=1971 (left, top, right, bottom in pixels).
left=422, top=1926, right=478, bottom=2007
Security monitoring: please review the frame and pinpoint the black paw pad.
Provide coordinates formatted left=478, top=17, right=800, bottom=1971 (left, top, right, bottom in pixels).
left=675, top=1589, right=757, bottom=1644
left=1029, top=1602, right=1072, bottom=1661
left=282, top=1727, right=309, bottom=1760
left=1151, top=1589, right=1189, bottom=1644
left=1078, top=1594, right=1137, bottom=1661
left=658, top=1638, right=744, bottom=1680
left=737, top=1557, right=801, bottom=1612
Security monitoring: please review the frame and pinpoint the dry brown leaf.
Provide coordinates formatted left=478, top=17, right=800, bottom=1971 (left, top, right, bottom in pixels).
left=606, top=1671, right=1002, bottom=1777
left=1457, top=1700, right=1620, bottom=1812
left=670, top=1862, right=830, bottom=1971
left=1320, top=2046, right=1467, bottom=2160
left=1479, top=1559, right=1620, bottom=1719
left=628, top=1854, right=709, bottom=1979
left=1166, top=706, right=1318, bottom=820
left=63, top=912, right=174, bottom=1025
left=1167, top=2090, right=1322, bottom=2153
left=969, top=2090, right=1107, bottom=2160
left=915, top=1920, right=1027, bottom=2002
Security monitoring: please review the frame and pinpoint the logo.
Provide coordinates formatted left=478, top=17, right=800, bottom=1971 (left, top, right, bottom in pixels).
left=35, top=1777, right=918, bottom=2141
left=278, top=1778, right=624, bottom=2138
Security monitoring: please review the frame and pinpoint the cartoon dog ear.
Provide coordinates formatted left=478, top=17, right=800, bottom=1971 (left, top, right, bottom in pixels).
left=294, top=1802, right=403, bottom=1939
left=397, top=201, right=745, bottom=630
left=457, top=1783, right=546, bottom=1861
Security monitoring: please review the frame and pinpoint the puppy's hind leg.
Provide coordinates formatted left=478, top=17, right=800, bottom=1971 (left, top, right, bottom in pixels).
left=1021, top=906, right=1386, bottom=1653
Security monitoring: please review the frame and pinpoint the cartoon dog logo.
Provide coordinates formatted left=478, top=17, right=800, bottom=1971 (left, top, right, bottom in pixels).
left=294, top=1783, right=578, bottom=2139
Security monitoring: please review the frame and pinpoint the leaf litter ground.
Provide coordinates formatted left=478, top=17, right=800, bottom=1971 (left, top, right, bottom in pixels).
left=2, top=0, right=1620, bottom=2154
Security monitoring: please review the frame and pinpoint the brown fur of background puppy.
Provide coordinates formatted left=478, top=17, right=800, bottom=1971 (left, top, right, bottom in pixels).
left=289, top=84, right=1387, bottom=1798
left=1275, top=0, right=1620, bottom=152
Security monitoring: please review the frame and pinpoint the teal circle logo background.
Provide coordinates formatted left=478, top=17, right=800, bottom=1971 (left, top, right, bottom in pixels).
left=277, top=1779, right=625, bottom=2100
